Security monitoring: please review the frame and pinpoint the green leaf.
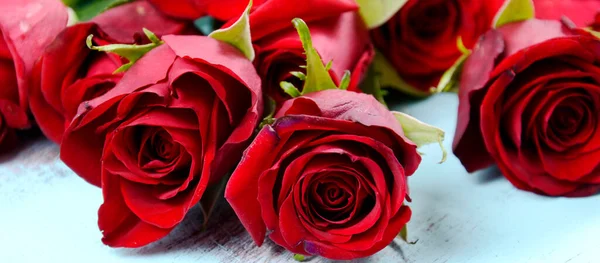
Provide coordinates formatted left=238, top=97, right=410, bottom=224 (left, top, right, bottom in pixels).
left=87, top=28, right=163, bottom=73
left=63, top=0, right=131, bottom=21
left=434, top=37, right=471, bottom=94
left=293, top=254, right=306, bottom=262
left=493, top=0, right=535, bottom=28
left=393, top=112, right=447, bottom=163
left=291, top=18, right=338, bottom=96
left=209, top=0, right=255, bottom=61
left=371, top=51, right=430, bottom=97
left=397, top=225, right=418, bottom=245
left=356, top=0, right=409, bottom=29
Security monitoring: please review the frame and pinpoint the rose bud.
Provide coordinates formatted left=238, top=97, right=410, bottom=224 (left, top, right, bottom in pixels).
left=370, top=0, right=501, bottom=95
left=533, top=0, right=600, bottom=27
left=226, top=19, right=445, bottom=260
left=29, top=1, right=197, bottom=144
left=60, top=32, right=262, bottom=247
left=453, top=14, right=600, bottom=197
left=0, top=0, right=67, bottom=152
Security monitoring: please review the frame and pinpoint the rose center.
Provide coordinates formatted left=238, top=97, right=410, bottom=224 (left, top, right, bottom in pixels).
left=549, top=98, right=589, bottom=137
left=317, top=182, right=350, bottom=208
left=150, top=130, right=177, bottom=161
left=409, top=0, right=453, bottom=38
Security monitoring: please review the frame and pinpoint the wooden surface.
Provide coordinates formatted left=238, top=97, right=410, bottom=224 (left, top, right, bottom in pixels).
left=1, top=94, right=599, bottom=263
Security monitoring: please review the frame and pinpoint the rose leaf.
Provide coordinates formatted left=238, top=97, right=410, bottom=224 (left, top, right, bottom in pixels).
left=371, top=50, right=430, bottom=97
left=393, top=112, right=447, bottom=164
left=493, top=0, right=535, bottom=28
left=209, top=0, right=255, bottom=61
left=434, top=37, right=471, bottom=94
left=355, top=0, right=409, bottom=29
left=86, top=28, right=163, bottom=73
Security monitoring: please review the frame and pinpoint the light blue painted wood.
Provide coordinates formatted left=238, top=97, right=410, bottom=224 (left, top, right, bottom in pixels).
left=0, top=93, right=597, bottom=262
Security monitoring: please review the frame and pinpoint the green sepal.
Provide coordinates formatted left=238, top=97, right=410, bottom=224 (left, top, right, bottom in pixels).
left=209, top=0, right=255, bottom=61
left=393, top=112, right=447, bottom=164
left=356, top=0, right=409, bottom=29
left=281, top=81, right=302, bottom=98
left=397, top=225, right=418, bottom=245
left=259, top=97, right=277, bottom=129
left=338, top=71, right=351, bottom=90
left=493, top=0, right=535, bottom=28
left=293, top=254, right=306, bottom=262
left=584, top=27, right=600, bottom=39
left=290, top=18, right=338, bottom=95
left=290, top=71, right=307, bottom=81
left=434, top=37, right=471, bottom=93
left=86, top=28, right=163, bottom=74
left=360, top=64, right=389, bottom=107
left=198, top=173, right=229, bottom=230
left=370, top=51, right=430, bottom=97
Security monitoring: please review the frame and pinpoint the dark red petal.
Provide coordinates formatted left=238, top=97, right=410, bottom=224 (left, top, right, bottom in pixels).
left=453, top=29, right=504, bottom=172
left=248, top=0, right=357, bottom=40
left=146, top=0, right=203, bottom=20
left=225, top=126, right=281, bottom=246
left=162, top=35, right=262, bottom=94
left=98, top=171, right=172, bottom=248
left=276, top=90, right=420, bottom=175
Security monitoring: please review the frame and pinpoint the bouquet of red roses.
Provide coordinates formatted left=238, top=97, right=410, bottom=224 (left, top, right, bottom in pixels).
left=1, top=0, right=599, bottom=261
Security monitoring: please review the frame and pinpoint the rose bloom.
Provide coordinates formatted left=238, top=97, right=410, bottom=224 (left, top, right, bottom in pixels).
left=370, top=0, right=500, bottom=93
left=249, top=0, right=373, bottom=105
left=0, top=0, right=66, bottom=152
left=60, top=35, right=262, bottom=247
left=29, top=1, right=196, bottom=144
left=533, top=0, right=600, bottom=27
left=226, top=89, right=421, bottom=260
left=454, top=19, right=600, bottom=197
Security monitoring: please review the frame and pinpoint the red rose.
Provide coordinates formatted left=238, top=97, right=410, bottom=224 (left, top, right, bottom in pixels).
left=454, top=19, right=600, bottom=197
left=370, top=0, right=500, bottom=93
left=29, top=1, right=196, bottom=144
left=0, top=0, right=67, bottom=152
left=534, top=0, right=600, bottom=27
left=60, top=35, right=262, bottom=247
left=147, top=0, right=267, bottom=21
left=250, top=2, right=373, bottom=105
left=225, top=89, right=421, bottom=260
